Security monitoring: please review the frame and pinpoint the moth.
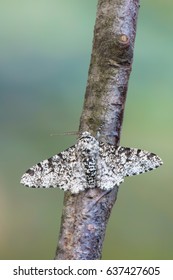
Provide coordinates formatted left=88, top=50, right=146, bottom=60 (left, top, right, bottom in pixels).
left=20, top=131, right=163, bottom=193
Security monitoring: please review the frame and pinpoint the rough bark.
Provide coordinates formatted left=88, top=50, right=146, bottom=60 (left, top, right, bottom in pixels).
left=55, top=0, right=140, bottom=260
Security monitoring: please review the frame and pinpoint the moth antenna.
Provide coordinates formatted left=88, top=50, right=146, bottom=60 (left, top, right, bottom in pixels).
left=50, top=131, right=78, bottom=137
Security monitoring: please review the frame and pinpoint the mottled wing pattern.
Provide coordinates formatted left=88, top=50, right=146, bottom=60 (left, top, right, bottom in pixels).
left=115, top=146, right=163, bottom=177
left=97, top=143, right=125, bottom=190
left=21, top=131, right=163, bottom=193
left=20, top=145, right=87, bottom=193
left=97, top=142, right=163, bottom=190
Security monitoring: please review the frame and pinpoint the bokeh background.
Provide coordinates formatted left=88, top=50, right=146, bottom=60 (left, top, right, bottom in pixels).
left=0, top=0, right=172, bottom=260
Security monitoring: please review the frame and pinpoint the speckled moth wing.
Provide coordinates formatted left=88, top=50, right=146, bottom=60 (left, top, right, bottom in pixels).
left=116, top=146, right=163, bottom=177
left=20, top=145, right=87, bottom=193
left=96, top=143, right=125, bottom=190
left=97, top=142, right=163, bottom=190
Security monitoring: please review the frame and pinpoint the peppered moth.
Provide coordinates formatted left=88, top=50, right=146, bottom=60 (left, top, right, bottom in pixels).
left=20, top=131, right=163, bottom=193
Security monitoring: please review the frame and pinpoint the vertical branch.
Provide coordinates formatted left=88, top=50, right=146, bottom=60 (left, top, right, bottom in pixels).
left=55, top=0, right=140, bottom=260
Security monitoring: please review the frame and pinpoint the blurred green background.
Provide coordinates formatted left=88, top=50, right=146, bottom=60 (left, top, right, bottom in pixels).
left=0, top=0, right=172, bottom=260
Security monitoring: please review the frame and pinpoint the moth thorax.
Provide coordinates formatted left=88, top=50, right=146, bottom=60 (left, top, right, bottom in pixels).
left=77, top=137, right=99, bottom=159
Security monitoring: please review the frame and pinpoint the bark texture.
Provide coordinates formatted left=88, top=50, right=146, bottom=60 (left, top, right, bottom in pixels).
left=55, top=0, right=140, bottom=260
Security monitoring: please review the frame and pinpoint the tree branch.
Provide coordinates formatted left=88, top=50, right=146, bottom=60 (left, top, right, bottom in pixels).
left=55, top=0, right=140, bottom=260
